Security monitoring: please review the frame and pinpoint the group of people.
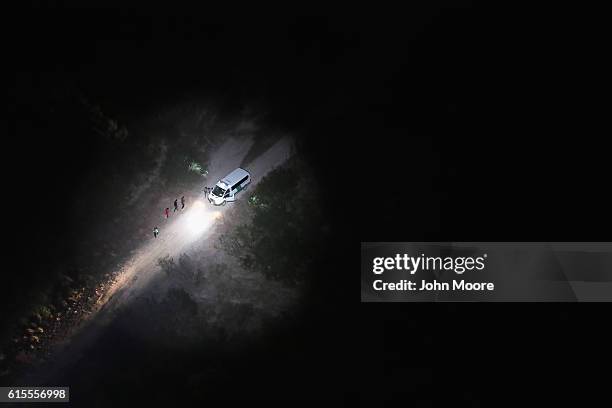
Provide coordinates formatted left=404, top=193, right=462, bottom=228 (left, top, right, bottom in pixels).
left=153, top=195, right=186, bottom=238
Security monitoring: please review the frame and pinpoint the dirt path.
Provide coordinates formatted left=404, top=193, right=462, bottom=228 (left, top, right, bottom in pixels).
left=99, top=134, right=291, bottom=314
left=22, top=134, right=293, bottom=385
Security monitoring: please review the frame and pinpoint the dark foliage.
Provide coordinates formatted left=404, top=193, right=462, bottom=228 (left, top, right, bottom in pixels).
left=220, top=159, right=328, bottom=285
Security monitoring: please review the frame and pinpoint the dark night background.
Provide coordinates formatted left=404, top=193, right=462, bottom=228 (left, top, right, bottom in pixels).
left=6, top=2, right=611, bottom=406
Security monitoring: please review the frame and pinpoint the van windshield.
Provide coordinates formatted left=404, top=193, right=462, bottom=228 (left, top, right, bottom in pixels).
left=212, top=186, right=226, bottom=197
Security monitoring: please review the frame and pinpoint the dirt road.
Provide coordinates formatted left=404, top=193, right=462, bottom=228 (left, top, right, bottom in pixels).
left=23, top=134, right=294, bottom=386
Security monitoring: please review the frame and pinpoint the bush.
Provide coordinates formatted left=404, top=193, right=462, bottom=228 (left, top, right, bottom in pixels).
left=158, top=255, right=176, bottom=277
left=219, top=159, right=326, bottom=285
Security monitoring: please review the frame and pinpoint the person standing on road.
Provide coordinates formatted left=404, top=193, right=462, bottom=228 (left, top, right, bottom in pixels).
left=164, top=207, right=170, bottom=218
left=181, top=195, right=185, bottom=209
left=173, top=199, right=178, bottom=212
left=153, top=226, right=159, bottom=238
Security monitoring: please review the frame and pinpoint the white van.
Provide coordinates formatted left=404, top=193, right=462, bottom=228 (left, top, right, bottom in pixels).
left=208, top=168, right=251, bottom=205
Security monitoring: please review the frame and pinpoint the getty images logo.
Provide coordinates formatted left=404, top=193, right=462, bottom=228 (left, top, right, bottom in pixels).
left=372, top=253, right=488, bottom=275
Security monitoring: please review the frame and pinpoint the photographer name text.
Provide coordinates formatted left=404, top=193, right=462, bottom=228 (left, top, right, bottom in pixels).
left=373, top=279, right=494, bottom=291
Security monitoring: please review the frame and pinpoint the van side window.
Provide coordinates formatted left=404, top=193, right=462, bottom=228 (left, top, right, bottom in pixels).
left=236, top=176, right=248, bottom=186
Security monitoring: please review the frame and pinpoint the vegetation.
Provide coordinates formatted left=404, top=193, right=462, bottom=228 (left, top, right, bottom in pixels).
left=1, top=93, right=223, bottom=378
left=187, top=159, right=209, bottom=177
left=219, top=158, right=328, bottom=285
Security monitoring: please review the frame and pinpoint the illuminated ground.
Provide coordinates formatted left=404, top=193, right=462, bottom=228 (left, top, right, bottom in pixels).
left=21, top=134, right=297, bottom=387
